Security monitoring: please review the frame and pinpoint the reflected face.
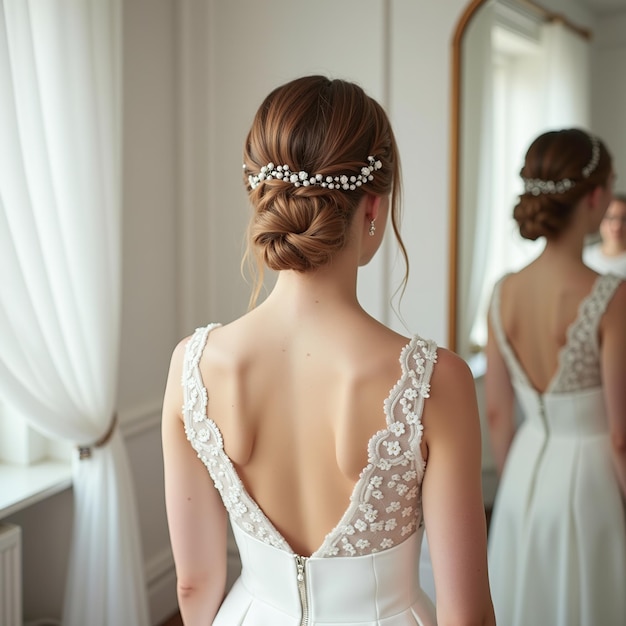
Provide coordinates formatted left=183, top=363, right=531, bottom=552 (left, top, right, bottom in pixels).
left=600, top=199, right=626, bottom=250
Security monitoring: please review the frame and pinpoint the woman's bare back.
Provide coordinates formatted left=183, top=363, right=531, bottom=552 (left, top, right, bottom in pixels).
left=197, top=305, right=413, bottom=556
left=499, top=260, right=600, bottom=393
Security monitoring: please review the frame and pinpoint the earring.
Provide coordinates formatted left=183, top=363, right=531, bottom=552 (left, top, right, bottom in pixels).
left=369, top=220, right=376, bottom=236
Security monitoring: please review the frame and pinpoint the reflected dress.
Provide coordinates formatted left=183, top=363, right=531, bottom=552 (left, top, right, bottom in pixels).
left=488, top=273, right=626, bottom=626
left=182, top=324, right=438, bottom=625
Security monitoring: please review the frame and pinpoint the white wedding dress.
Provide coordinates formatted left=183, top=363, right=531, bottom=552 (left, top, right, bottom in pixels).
left=182, top=324, right=439, bottom=625
left=488, top=273, right=626, bottom=626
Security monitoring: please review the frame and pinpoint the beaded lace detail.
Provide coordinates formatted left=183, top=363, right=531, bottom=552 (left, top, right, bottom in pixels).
left=491, top=273, right=622, bottom=394
left=182, top=324, right=438, bottom=558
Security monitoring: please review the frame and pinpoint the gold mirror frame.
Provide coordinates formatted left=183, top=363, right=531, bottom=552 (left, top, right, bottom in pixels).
left=447, top=0, right=591, bottom=352
left=447, top=0, right=486, bottom=353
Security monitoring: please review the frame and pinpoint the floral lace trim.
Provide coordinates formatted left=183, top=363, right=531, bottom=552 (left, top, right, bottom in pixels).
left=182, top=323, right=290, bottom=552
left=552, top=273, right=621, bottom=393
left=182, top=325, right=437, bottom=558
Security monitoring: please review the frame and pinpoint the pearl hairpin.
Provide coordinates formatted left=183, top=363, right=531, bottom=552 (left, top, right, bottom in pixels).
left=522, top=134, right=600, bottom=196
left=245, top=156, right=382, bottom=191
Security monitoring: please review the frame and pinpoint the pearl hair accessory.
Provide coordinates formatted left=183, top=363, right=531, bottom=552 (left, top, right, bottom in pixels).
left=582, top=135, right=601, bottom=178
left=245, top=156, right=382, bottom=191
left=522, top=134, right=601, bottom=196
left=523, top=177, right=575, bottom=196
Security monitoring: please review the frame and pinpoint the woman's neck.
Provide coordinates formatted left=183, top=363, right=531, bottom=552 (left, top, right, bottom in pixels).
left=256, top=243, right=366, bottom=322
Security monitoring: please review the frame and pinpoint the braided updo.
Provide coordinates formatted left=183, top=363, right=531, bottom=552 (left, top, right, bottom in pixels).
left=242, top=76, right=406, bottom=302
left=514, top=129, right=612, bottom=240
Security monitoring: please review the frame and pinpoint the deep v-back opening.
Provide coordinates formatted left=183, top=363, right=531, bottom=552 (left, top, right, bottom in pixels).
left=493, top=275, right=604, bottom=395
left=194, top=330, right=419, bottom=558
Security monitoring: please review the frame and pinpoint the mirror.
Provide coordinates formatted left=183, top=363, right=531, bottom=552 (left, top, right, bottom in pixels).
left=447, top=0, right=621, bottom=360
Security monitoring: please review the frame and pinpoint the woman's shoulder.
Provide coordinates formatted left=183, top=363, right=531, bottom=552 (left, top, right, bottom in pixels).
left=431, top=346, right=473, bottom=382
left=411, top=342, right=474, bottom=399
left=600, top=279, right=626, bottom=346
left=420, top=347, right=478, bottom=438
left=488, top=271, right=519, bottom=304
left=167, top=323, right=224, bottom=373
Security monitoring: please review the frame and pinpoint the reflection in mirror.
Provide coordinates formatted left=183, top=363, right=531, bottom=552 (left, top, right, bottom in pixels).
left=459, top=1, right=591, bottom=360
left=449, top=3, right=626, bottom=623
left=446, top=0, right=606, bottom=548
left=449, top=0, right=592, bottom=362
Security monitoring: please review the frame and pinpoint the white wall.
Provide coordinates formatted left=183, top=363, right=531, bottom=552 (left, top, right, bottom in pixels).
left=202, top=0, right=464, bottom=341
left=7, top=1, right=625, bottom=623
left=592, top=12, right=626, bottom=184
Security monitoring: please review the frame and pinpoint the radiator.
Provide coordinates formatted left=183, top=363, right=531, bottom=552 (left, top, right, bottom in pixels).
left=0, top=523, right=21, bottom=626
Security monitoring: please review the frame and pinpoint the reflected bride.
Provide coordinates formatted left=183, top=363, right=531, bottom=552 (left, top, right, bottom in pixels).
left=448, top=1, right=626, bottom=624
left=485, top=127, right=626, bottom=626
left=449, top=0, right=593, bottom=362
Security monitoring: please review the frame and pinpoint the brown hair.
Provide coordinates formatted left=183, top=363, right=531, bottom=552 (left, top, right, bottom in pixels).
left=242, top=75, right=406, bottom=306
left=514, top=129, right=612, bottom=240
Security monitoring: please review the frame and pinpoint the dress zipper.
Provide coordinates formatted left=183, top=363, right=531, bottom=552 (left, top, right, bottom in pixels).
left=294, top=554, right=309, bottom=626
left=527, top=395, right=549, bottom=511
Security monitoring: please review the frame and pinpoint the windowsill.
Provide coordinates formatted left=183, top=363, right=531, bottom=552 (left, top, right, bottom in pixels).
left=0, top=460, right=72, bottom=520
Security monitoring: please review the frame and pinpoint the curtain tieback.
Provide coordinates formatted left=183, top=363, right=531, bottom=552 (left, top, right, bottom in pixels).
left=77, top=413, right=118, bottom=460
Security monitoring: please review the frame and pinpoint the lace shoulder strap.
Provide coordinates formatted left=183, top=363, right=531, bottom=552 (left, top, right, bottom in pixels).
left=181, top=323, right=292, bottom=552
left=573, top=273, right=622, bottom=333
left=551, top=273, right=622, bottom=392
left=314, top=335, right=438, bottom=558
left=561, top=273, right=622, bottom=363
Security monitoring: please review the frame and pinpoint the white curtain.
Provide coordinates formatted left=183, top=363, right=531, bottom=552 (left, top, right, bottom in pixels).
left=542, top=20, right=590, bottom=128
left=0, top=2, right=149, bottom=625
left=463, top=14, right=590, bottom=354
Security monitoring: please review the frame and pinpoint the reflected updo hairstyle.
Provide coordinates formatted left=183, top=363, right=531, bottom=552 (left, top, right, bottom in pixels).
left=242, top=75, right=405, bottom=299
left=514, top=128, right=612, bottom=240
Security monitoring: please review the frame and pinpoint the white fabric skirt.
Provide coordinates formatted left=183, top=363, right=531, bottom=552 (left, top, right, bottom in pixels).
left=488, top=387, right=626, bottom=626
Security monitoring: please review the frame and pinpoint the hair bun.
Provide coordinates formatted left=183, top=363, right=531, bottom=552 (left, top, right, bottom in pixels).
left=513, top=195, right=571, bottom=240
left=251, top=193, right=349, bottom=272
left=241, top=75, right=407, bottom=307
left=514, top=129, right=613, bottom=240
